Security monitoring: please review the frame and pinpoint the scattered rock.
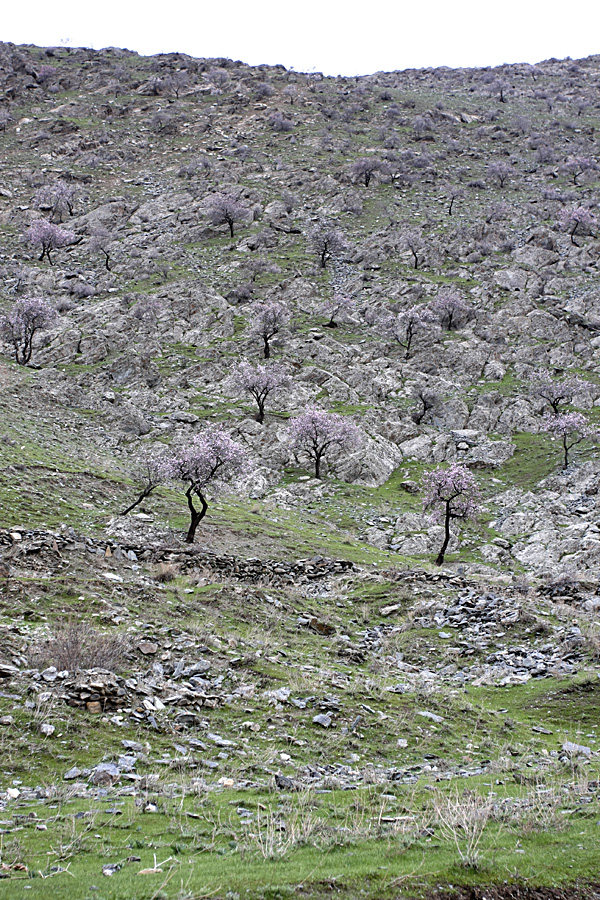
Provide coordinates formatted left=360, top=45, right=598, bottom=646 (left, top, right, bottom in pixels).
left=313, top=713, right=332, bottom=728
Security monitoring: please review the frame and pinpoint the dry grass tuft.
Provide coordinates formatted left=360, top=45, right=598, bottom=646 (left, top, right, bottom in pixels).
left=32, top=621, right=129, bottom=673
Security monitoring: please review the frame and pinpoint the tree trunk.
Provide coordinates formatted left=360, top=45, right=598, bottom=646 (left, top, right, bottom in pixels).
left=229, top=220, right=234, bottom=238
left=185, top=487, right=208, bottom=543
left=435, top=503, right=452, bottom=566
left=315, top=453, right=322, bottom=478
left=256, top=400, right=265, bottom=424
left=263, top=336, right=270, bottom=359
left=120, top=486, right=154, bottom=516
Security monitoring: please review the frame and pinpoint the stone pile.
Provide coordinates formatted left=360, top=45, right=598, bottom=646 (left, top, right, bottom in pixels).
left=410, top=589, right=526, bottom=631
left=35, top=664, right=225, bottom=721
left=57, top=670, right=130, bottom=714
left=0, top=528, right=356, bottom=585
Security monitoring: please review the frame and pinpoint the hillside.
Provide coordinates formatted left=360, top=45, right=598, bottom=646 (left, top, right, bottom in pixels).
left=0, top=43, right=599, bottom=899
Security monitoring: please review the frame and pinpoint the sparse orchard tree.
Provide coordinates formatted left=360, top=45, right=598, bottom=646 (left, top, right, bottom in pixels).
left=542, top=413, right=596, bottom=469
left=430, top=290, right=472, bottom=330
left=400, top=228, right=425, bottom=270
left=243, top=256, right=280, bottom=283
left=166, top=426, right=248, bottom=543
left=150, top=110, right=179, bottom=134
left=89, top=226, right=116, bottom=271
left=411, top=384, right=442, bottom=424
left=0, top=298, right=57, bottom=365
left=26, top=220, right=77, bottom=265
left=489, top=161, right=512, bottom=188
left=268, top=111, right=294, bottom=132
left=120, top=446, right=170, bottom=515
left=350, top=156, right=382, bottom=187
left=250, top=302, right=289, bottom=359
left=531, top=371, right=590, bottom=414
left=559, top=206, right=596, bottom=246
left=445, top=185, right=464, bottom=216
left=310, top=226, right=347, bottom=269
left=383, top=305, right=437, bottom=359
left=34, top=182, right=75, bottom=222
left=560, top=156, right=595, bottom=186
left=163, top=70, right=190, bottom=98
left=231, top=361, right=290, bottom=424
left=321, top=293, right=354, bottom=328
left=289, top=406, right=362, bottom=479
left=423, top=463, right=480, bottom=566
left=207, top=193, right=251, bottom=238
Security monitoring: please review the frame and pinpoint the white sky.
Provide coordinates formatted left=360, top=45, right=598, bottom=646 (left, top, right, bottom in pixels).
left=3, top=0, right=599, bottom=76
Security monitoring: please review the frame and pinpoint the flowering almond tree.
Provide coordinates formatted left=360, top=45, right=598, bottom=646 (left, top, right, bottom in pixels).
left=27, top=220, right=76, bottom=265
left=383, top=305, right=436, bottom=359
left=531, top=371, right=590, bottom=415
left=310, top=227, right=347, bottom=269
left=167, top=426, right=248, bottom=543
left=559, top=206, right=596, bottom=246
left=207, top=193, right=250, bottom=238
left=231, top=361, right=290, bottom=423
left=321, top=293, right=354, bottom=328
left=120, top=446, right=170, bottom=516
left=34, top=182, right=75, bottom=222
left=250, top=302, right=289, bottom=359
left=542, top=413, right=596, bottom=468
left=430, top=290, right=472, bottom=331
left=0, top=298, right=57, bottom=365
left=423, top=464, right=480, bottom=566
left=289, top=407, right=362, bottom=479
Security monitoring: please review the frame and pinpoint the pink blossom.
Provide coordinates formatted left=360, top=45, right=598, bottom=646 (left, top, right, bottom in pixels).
left=27, top=219, right=77, bottom=265
left=289, top=406, right=362, bottom=478
left=422, top=464, right=480, bottom=566
left=542, top=413, right=596, bottom=468
left=382, top=305, right=437, bottom=359
left=166, top=426, right=249, bottom=542
left=531, top=371, right=591, bottom=415
left=0, top=298, right=57, bottom=365
left=249, top=302, right=289, bottom=359
left=429, top=290, right=472, bottom=331
left=206, top=193, right=250, bottom=238
left=231, top=361, right=290, bottom=423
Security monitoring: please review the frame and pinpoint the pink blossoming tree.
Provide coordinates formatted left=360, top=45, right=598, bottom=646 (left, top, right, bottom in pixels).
left=289, top=407, right=362, bottom=478
left=207, top=193, right=250, bottom=238
left=167, top=426, right=248, bottom=543
left=250, top=302, right=289, bottom=359
left=383, top=305, right=437, bottom=359
left=27, top=219, right=76, bottom=265
left=423, top=463, right=481, bottom=566
left=531, top=371, right=591, bottom=415
left=231, top=361, right=291, bottom=424
left=120, top=446, right=171, bottom=516
left=0, top=298, right=57, bottom=365
left=321, top=293, right=354, bottom=328
left=559, top=206, right=596, bottom=246
left=430, top=290, right=472, bottom=331
left=542, top=413, right=596, bottom=468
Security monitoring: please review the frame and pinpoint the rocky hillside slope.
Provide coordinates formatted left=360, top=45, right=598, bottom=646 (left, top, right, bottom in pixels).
left=0, top=43, right=599, bottom=900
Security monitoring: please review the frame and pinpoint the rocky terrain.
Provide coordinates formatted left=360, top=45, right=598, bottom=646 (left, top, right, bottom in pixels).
left=0, top=43, right=599, bottom=899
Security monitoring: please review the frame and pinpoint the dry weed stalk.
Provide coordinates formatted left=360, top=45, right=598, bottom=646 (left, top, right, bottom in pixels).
left=431, top=788, right=494, bottom=868
left=32, top=621, right=129, bottom=673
